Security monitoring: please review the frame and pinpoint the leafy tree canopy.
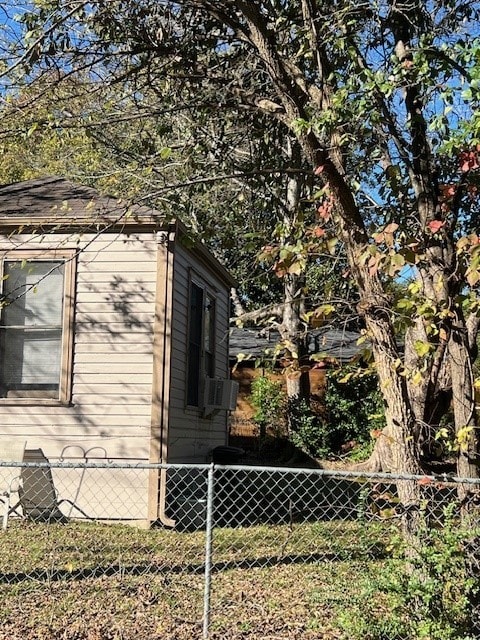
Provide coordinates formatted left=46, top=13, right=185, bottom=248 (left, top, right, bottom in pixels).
left=1, top=1, right=480, bottom=486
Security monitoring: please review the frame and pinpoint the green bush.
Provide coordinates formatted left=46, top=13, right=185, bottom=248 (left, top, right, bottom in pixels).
left=250, top=376, right=286, bottom=439
left=288, top=397, right=325, bottom=457
left=338, top=507, right=478, bottom=640
left=251, top=377, right=323, bottom=457
left=249, top=366, right=386, bottom=459
left=322, top=366, right=385, bottom=459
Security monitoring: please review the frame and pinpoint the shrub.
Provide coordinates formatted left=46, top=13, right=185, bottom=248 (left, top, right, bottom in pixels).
left=250, top=366, right=386, bottom=460
left=338, top=506, right=478, bottom=640
left=288, top=397, right=325, bottom=457
left=322, top=366, right=385, bottom=459
left=250, top=376, right=286, bottom=439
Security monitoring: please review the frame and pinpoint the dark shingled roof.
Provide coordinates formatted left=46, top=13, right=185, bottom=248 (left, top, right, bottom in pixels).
left=229, top=327, right=363, bottom=364
left=0, top=176, right=161, bottom=226
left=0, top=176, right=238, bottom=287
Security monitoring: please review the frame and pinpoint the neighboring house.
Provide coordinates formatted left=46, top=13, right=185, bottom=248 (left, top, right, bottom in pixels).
left=229, top=326, right=362, bottom=364
left=0, top=176, right=237, bottom=525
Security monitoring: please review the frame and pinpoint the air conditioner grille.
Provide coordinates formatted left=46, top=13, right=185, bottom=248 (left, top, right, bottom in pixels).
left=203, top=378, right=239, bottom=415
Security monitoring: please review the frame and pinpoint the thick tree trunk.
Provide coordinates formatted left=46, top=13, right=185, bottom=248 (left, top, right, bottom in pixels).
left=449, top=315, right=479, bottom=509
left=404, top=319, right=434, bottom=442
left=234, top=0, right=425, bottom=531
left=338, top=294, right=421, bottom=541
left=280, top=271, right=311, bottom=435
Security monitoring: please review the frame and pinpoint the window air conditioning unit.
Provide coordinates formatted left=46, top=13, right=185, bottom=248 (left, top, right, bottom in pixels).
left=203, top=378, right=239, bottom=416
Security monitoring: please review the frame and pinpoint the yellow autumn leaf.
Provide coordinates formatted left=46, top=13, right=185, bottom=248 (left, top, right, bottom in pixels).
left=457, top=425, right=474, bottom=451
left=414, top=340, right=432, bottom=357
left=411, top=370, right=423, bottom=385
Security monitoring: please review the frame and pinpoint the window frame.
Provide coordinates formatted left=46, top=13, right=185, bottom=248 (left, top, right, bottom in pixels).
left=186, top=274, right=217, bottom=409
left=0, top=250, right=76, bottom=406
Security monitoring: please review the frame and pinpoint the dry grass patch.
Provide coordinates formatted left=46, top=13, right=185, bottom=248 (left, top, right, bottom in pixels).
left=0, top=518, right=396, bottom=639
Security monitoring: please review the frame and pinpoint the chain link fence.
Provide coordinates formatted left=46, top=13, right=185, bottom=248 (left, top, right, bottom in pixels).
left=0, top=458, right=479, bottom=639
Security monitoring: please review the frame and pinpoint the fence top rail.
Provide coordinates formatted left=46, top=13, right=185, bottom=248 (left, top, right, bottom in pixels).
left=0, top=459, right=480, bottom=486
left=212, top=463, right=480, bottom=485
left=0, top=460, right=213, bottom=471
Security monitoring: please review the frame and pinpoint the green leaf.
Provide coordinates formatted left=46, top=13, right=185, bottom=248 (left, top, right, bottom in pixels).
left=414, top=340, right=432, bottom=358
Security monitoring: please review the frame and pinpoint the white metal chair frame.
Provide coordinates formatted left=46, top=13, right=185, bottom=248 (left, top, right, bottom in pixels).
left=1, top=440, right=27, bottom=530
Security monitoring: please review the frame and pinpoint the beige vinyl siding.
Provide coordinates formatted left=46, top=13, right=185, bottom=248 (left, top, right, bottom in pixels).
left=50, top=465, right=150, bottom=521
left=76, top=302, right=155, bottom=315
left=166, top=243, right=230, bottom=462
left=75, top=342, right=153, bottom=354
left=73, top=383, right=153, bottom=396
left=0, top=232, right=157, bottom=466
left=67, top=394, right=152, bottom=405
left=73, top=363, right=153, bottom=375
left=0, top=405, right=151, bottom=418
left=74, top=352, right=153, bottom=364
left=0, top=220, right=234, bottom=522
left=76, top=274, right=156, bottom=285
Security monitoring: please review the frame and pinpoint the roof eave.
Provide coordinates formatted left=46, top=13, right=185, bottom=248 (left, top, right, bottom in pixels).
left=0, top=215, right=167, bottom=232
left=174, top=219, right=238, bottom=289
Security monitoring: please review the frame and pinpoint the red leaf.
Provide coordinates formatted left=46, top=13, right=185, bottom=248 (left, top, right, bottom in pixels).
left=427, top=220, right=445, bottom=233
left=439, top=184, right=456, bottom=200
left=417, top=476, right=432, bottom=486
left=314, top=164, right=326, bottom=175
left=468, top=184, right=478, bottom=198
left=316, top=203, right=332, bottom=220
left=459, top=151, right=480, bottom=173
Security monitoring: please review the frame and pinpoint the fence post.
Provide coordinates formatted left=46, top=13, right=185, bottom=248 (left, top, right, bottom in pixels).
left=202, top=462, right=215, bottom=639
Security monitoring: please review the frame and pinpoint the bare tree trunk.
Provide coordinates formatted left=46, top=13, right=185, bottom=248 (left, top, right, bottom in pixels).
left=449, top=315, right=479, bottom=509
left=277, top=145, right=311, bottom=436
left=230, top=287, right=246, bottom=318
left=280, top=265, right=311, bottom=438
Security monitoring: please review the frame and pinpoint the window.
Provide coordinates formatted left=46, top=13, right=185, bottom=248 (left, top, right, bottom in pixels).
left=204, top=294, right=216, bottom=378
left=187, top=282, right=203, bottom=406
left=186, top=281, right=216, bottom=407
left=0, top=252, right=75, bottom=403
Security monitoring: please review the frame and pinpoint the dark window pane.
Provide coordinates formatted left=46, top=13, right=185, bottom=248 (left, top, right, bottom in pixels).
left=204, top=295, right=215, bottom=378
left=187, top=283, right=204, bottom=406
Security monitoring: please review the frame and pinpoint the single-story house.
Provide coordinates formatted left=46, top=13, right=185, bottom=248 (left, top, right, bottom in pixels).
left=0, top=176, right=237, bottom=525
